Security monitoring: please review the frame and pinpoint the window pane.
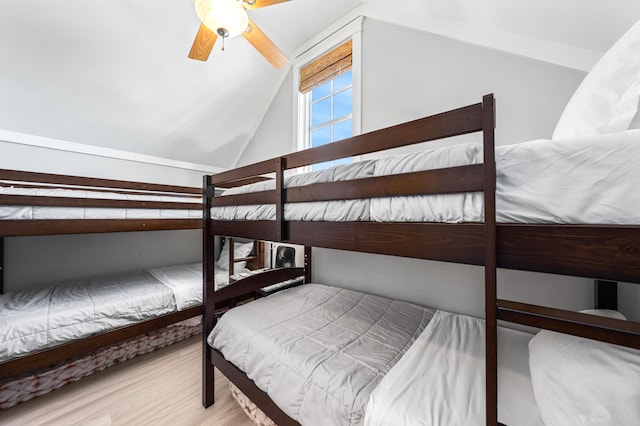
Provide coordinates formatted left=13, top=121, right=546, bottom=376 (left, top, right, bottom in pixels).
left=333, top=88, right=352, bottom=120
left=333, top=71, right=352, bottom=91
left=311, top=126, right=331, bottom=148
left=312, top=161, right=331, bottom=171
left=333, top=119, right=352, bottom=142
left=311, top=98, right=331, bottom=127
left=332, top=157, right=352, bottom=166
left=311, top=81, right=331, bottom=101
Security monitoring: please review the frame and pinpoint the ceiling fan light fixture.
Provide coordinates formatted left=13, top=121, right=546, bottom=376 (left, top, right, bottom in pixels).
left=194, top=0, right=248, bottom=39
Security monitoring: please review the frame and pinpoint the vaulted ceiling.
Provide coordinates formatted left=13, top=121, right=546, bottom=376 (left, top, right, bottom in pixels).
left=1, top=0, right=639, bottom=170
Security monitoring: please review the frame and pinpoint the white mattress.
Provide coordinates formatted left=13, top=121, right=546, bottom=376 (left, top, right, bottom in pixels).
left=0, top=263, right=207, bottom=363
left=209, top=283, right=435, bottom=426
left=209, top=285, right=543, bottom=425
left=213, top=159, right=376, bottom=222
left=211, top=130, right=640, bottom=224
left=149, top=262, right=251, bottom=309
left=0, top=262, right=265, bottom=364
left=0, top=186, right=202, bottom=220
left=364, top=310, right=542, bottom=426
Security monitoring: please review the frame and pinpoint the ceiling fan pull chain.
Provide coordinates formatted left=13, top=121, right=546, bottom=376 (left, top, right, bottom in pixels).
left=222, top=36, right=225, bottom=51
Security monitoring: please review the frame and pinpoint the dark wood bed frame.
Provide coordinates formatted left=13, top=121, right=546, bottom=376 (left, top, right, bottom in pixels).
left=202, top=94, right=640, bottom=425
left=0, top=170, right=209, bottom=385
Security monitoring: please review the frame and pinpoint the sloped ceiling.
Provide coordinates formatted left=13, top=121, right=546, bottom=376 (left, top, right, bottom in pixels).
left=1, top=0, right=639, bottom=170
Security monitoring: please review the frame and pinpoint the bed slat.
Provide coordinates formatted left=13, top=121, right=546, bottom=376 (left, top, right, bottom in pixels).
left=497, top=224, right=640, bottom=284
left=286, top=165, right=485, bottom=203
left=287, top=222, right=486, bottom=265
left=286, top=103, right=484, bottom=169
left=0, top=169, right=200, bottom=195
left=215, top=267, right=305, bottom=303
left=0, top=194, right=201, bottom=210
left=210, top=220, right=281, bottom=242
left=211, top=190, right=275, bottom=207
left=0, top=219, right=201, bottom=236
left=497, top=300, right=640, bottom=349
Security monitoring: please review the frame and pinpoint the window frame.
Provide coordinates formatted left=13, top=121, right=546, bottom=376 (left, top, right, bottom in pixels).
left=292, top=17, right=363, bottom=158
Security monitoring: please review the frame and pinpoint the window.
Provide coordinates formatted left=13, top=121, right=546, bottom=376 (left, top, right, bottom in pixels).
left=293, top=18, right=362, bottom=171
left=300, top=40, right=353, bottom=170
left=309, top=71, right=353, bottom=170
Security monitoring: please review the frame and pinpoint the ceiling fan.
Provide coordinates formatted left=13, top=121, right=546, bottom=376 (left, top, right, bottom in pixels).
left=188, top=0, right=290, bottom=68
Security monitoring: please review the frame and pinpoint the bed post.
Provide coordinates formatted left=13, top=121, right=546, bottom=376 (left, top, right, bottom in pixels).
left=482, top=94, right=498, bottom=425
left=275, top=157, right=285, bottom=241
left=304, top=246, right=312, bottom=283
left=203, top=175, right=216, bottom=408
left=228, top=237, right=235, bottom=275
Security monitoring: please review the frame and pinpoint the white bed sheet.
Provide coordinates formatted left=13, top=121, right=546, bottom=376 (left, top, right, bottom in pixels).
left=0, top=270, right=176, bottom=363
left=0, top=186, right=202, bottom=220
left=0, top=262, right=212, bottom=363
left=496, top=130, right=640, bottom=224
left=211, top=131, right=640, bottom=224
left=212, top=159, right=376, bottom=222
left=364, top=310, right=542, bottom=426
left=209, top=283, right=435, bottom=426
left=148, top=262, right=252, bottom=309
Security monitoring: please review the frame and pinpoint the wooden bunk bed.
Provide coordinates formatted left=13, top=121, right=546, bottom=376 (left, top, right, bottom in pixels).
left=203, top=93, right=640, bottom=425
left=0, top=170, right=261, bottom=408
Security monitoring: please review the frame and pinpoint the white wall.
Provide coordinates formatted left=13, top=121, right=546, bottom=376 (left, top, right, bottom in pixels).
left=0, top=134, right=215, bottom=186
left=236, top=73, right=295, bottom=167
left=360, top=19, right=583, bottom=147
left=1, top=138, right=209, bottom=292
left=230, top=18, right=640, bottom=319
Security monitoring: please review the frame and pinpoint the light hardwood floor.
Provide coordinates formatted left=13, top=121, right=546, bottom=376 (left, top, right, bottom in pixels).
left=0, top=336, right=254, bottom=426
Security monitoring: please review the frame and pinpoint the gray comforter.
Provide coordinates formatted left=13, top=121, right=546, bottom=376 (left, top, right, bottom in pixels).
left=208, top=283, right=435, bottom=426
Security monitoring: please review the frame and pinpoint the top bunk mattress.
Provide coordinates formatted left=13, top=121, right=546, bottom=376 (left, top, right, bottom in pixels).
left=210, top=130, right=640, bottom=225
left=0, top=186, right=202, bottom=220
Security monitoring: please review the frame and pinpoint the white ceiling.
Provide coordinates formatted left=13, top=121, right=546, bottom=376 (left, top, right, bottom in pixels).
left=1, top=0, right=639, bottom=170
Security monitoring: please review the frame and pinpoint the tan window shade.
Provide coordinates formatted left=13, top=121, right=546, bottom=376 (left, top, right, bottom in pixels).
left=299, top=39, right=352, bottom=94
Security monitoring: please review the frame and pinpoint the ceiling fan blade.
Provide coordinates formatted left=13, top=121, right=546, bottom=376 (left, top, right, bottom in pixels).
left=188, top=23, right=218, bottom=61
left=242, top=19, right=287, bottom=68
left=242, top=0, right=291, bottom=10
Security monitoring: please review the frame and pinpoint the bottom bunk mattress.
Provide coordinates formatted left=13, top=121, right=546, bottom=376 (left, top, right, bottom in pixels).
left=209, top=283, right=436, bottom=425
left=208, top=284, right=542, bottom=426
left=0, top=260, right=258, bottom=364
left=0, top=270, right=176, bottom=363
left=0, top=262, right=213, bottom=363
left=364, top=310, right=542, bottom=426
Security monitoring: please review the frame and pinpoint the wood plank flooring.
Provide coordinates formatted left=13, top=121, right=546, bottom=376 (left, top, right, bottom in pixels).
left=0, top=335, right=253, bottom=426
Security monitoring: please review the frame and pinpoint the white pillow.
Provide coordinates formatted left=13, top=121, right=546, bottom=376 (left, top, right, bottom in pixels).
left=553, top=19, right=640, bottom=139
left=216, top=241, right=254, bottom=270
left=528, top=310, right=640, bottom=425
